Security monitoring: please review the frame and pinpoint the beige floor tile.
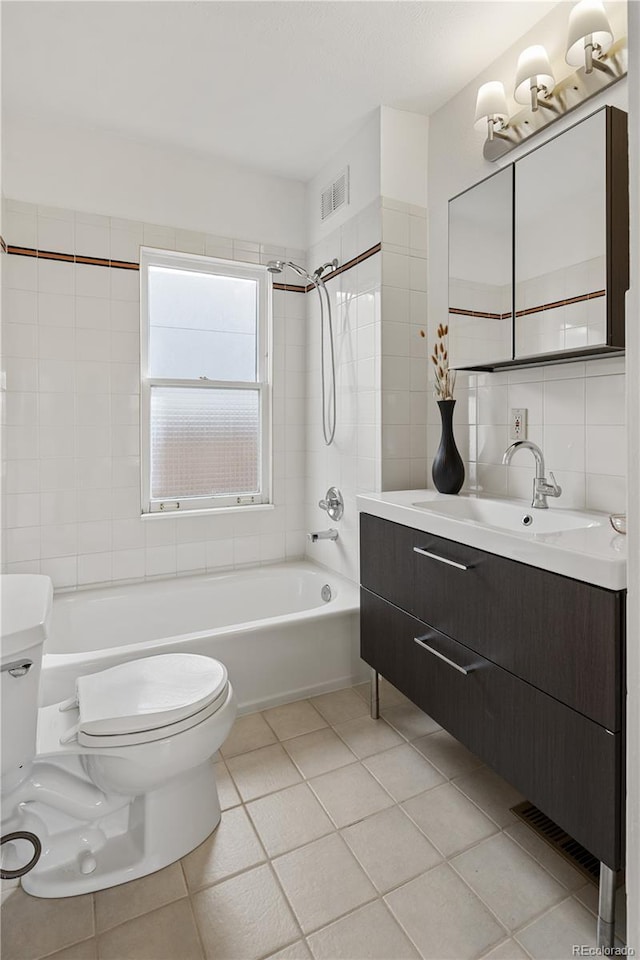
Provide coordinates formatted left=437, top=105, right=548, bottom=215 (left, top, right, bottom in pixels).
left=97, top=898, right=203, bottom=960
left=352, top=682, right=371, bottom=704
left=333, top=716, right=404, bottom=759
left=220, top=712, right=277, bottom=758
left=385, top=862, right=505, bottom=960
left=246, top=782, right=334, bottom=857
left=402, top=782, right=498, bottom=857
left=273, top=833, right=376, bottom=935
left=363, top=743, right=445, bottom=801
left=95, top=862, right=187, bottom=933
left=342, top=806, right=442, bottom=893
left=192, top=863, right=299, bottom=960
left=214, top=760, right=241, bottom=810
left=378, top=678, right=411, bottom=706
left=41, top=942, right=97, bottom=960
left=307, top=900, right=420, bottom=959
left=310, top=687, right=370, bottom=725
left=181, top=805, right=266, bottom=890
left=575, top=883, right=627, bottom=941
left=226, top=742, right=302, bottom=801
left=283, top=728, right=357, bottom=779
left=309, top=763, right=394, bottom=827
left=382, top=702, right=441, bottom=740
left=516, top=898, right=603, bottom=958
left=413, top=729, right=484, bottom=779
left=505, top=822, right=586, bottom=892
left=452, top=834, right=567, bottom=931
left=265, top=941, right=313, bottom=959
left=0, top=887, right=94, bottom=960
left=481, top=938, right=531, bottom=959
left=453, top=767, right=524, bottom=828
left=263, top=700, right=328, bottom=740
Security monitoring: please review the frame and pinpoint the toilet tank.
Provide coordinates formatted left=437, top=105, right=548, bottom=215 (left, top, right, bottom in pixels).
left=1, top=575, right=53, bottom=794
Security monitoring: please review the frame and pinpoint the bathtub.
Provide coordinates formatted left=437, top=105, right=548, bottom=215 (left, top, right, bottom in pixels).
left=41, top=561, right=366, bottom=712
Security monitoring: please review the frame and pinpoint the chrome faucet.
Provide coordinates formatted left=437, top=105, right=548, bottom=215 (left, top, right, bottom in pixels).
left=502, top=440, right=562, bottom=509
left=307, top=529, right=339, bottom=543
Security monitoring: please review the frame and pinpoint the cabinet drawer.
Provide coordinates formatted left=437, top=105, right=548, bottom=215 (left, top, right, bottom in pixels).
left=360, top=588, right=622, bottom=868
left=360, top=513, right=623, bottom=730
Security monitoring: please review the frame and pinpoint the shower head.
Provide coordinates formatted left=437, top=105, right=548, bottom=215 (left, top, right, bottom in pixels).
left=266, top=260, right=285, bottom=274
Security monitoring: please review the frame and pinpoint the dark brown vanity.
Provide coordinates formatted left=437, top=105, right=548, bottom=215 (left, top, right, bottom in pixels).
left=360, top=511, right=625, bottom=945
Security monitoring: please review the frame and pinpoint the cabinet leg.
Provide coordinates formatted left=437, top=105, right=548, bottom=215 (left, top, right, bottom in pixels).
left=370, top=669, right=380, bottom=720
left=597, top=863, right=616, bottom=949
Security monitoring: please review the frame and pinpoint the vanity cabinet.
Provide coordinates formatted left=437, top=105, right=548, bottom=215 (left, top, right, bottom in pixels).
left=360, top=513, right=625, bottom=870
left=448, top=105, right=628, bottom=371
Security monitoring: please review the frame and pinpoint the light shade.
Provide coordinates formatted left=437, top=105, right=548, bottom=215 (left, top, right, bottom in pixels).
left=474, top=81, right=509, bottom=127
left=566, top=0, right=613, bottom=65
left=514, top=45, right=555, bottom=104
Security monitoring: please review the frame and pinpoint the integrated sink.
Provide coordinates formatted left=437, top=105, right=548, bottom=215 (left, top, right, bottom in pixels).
left=412, top=497, right=602, bottom=534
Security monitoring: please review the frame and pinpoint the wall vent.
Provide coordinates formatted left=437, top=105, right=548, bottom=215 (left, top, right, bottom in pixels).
left=320, top=167, right=350, bottom=222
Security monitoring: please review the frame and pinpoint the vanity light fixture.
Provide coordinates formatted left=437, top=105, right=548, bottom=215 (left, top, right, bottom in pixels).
left=566, top=0, right=613, bottom=74
left=475, top=0, right=626, bottom=161
left=514, top=45, right=556, bottom=112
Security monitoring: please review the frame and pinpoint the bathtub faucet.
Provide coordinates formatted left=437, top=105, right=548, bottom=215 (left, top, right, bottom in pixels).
left=308, top=529, right=339, bottom=543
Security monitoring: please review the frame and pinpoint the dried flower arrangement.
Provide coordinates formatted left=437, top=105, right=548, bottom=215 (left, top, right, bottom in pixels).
left=420, top=324, right=456, bottom=400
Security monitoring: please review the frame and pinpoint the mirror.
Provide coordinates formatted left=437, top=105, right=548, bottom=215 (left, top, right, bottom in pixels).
left=514, top=110, right=606, bottom=359
left=448, top=166, right=513, bottom=369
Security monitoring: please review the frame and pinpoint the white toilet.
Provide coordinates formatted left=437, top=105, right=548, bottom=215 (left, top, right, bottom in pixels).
left=0, top=574, right=237, bottom=898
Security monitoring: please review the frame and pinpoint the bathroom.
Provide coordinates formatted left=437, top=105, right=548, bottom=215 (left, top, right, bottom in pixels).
left=1, top=0, right=639, bottom=957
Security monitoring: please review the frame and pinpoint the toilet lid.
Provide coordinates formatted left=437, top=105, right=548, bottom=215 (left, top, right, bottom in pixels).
left=75, top=653, right=228, bottom=737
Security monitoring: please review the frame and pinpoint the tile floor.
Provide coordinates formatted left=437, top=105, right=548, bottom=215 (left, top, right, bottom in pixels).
left=1, top=680, right=628, bottom=960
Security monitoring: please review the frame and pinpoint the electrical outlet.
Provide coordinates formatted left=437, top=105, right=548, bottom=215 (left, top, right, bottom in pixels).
left=510, top=408, right=527, bottom=441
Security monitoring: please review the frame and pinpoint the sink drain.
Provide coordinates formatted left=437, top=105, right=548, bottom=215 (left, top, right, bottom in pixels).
left=522, top=514, right=533, bottom=527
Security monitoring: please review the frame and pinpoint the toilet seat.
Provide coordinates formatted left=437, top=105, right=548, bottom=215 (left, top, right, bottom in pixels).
left=60, top=654, right=229, bottom=748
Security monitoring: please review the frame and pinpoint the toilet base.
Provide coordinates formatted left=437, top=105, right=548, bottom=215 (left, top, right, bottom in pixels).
left=19, top=759, right=221, bottom=898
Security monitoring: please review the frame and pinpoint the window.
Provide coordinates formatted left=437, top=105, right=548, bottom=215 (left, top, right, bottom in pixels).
left=140, top=248, right=271, bottom=514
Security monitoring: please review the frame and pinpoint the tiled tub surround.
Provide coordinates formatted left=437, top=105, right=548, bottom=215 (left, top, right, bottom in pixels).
left=426, top=358, right=627, bottom=515
left=0, top=681, right=627, bottom=960
left=304, top=196, right=430, bottom=580
left=1, top=200, right=310, bottom=588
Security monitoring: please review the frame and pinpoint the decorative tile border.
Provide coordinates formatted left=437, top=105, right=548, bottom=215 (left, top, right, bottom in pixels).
left=4, top=243, right=138, bottom=270
left=450, top=288, right=605, bottom=321
left=1, top=237, right=382, bottom=289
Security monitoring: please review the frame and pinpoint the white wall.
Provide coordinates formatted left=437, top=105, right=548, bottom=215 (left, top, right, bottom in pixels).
left=306, top=110, right=381, bottom=251
left=427, top=3, right=629, bottom=515
left=3, top=118, right=306, bottom=249
left=380, top=107, right=428, bottom=208
left=625, top=1, right=639, bottom=950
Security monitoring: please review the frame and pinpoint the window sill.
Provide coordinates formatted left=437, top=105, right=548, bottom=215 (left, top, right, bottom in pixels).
left=141, top=503, right=274, bottom=520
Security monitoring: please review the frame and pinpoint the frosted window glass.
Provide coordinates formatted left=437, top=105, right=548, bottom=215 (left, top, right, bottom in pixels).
left=150, top=387, right=260, bottom=500
left=148, top=266, right=257, bottom=380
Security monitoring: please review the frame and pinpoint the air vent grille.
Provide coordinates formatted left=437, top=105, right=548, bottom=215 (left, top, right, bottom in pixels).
left=320, top=167, right=350, bottom=221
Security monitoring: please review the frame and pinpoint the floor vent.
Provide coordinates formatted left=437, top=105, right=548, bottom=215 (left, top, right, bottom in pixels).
left=510, top=801, right=623, bottom=888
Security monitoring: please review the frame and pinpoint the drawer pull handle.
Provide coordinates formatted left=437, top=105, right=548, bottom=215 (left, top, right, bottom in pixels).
left=414, top=636, right=474, bottom=675
left=413, top=547, right=470, bottom=571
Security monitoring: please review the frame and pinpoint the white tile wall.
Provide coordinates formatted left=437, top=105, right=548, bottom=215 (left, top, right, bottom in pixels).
left=380, top=197, right=429, bottom=493
left=426, top=359, right=627, bottom=514
left=304, top=200, right=382, bottom=583
left=1, top=200, right=308, bottom=588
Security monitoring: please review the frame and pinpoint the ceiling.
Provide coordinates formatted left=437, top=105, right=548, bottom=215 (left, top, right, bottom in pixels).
left=2, top=1, right=560, bottom=182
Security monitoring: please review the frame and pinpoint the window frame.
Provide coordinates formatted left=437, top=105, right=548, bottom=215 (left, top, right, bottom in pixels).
left=140, top=247, right=272, bottom=515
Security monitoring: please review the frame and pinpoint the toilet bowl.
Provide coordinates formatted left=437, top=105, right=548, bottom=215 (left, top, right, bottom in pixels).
left=0, top=575, right=237, bottom=898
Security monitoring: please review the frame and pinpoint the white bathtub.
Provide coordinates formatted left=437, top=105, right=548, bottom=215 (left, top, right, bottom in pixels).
left=41, top=561, right=366, bottom=711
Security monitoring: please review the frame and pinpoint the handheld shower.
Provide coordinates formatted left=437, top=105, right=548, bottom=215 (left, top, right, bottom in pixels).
left=267, top=258, right=338, bottom=446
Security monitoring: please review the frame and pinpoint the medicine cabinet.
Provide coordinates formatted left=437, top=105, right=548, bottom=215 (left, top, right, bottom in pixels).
left=448, top=105, right=628, bottom=371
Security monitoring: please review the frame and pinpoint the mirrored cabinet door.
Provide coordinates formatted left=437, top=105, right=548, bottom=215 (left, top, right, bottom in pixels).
left=514, top=110, right=607, bottom=359
left=449, top=166, right=513, bottom=369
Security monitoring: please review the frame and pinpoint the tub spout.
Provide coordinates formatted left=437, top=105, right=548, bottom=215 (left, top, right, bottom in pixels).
left=308, top=529, right=339, bottom=543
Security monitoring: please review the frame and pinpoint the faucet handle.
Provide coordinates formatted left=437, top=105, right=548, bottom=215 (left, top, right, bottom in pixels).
left=548, top=472, right=562, bottom=496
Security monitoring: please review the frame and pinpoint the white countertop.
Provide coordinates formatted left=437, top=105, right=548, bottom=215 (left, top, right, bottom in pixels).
left=356, top=490, right=627, bottom=590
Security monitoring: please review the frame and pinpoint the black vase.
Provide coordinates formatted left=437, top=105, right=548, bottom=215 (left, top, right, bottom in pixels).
left=432, top=399, right=465, bottom=494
